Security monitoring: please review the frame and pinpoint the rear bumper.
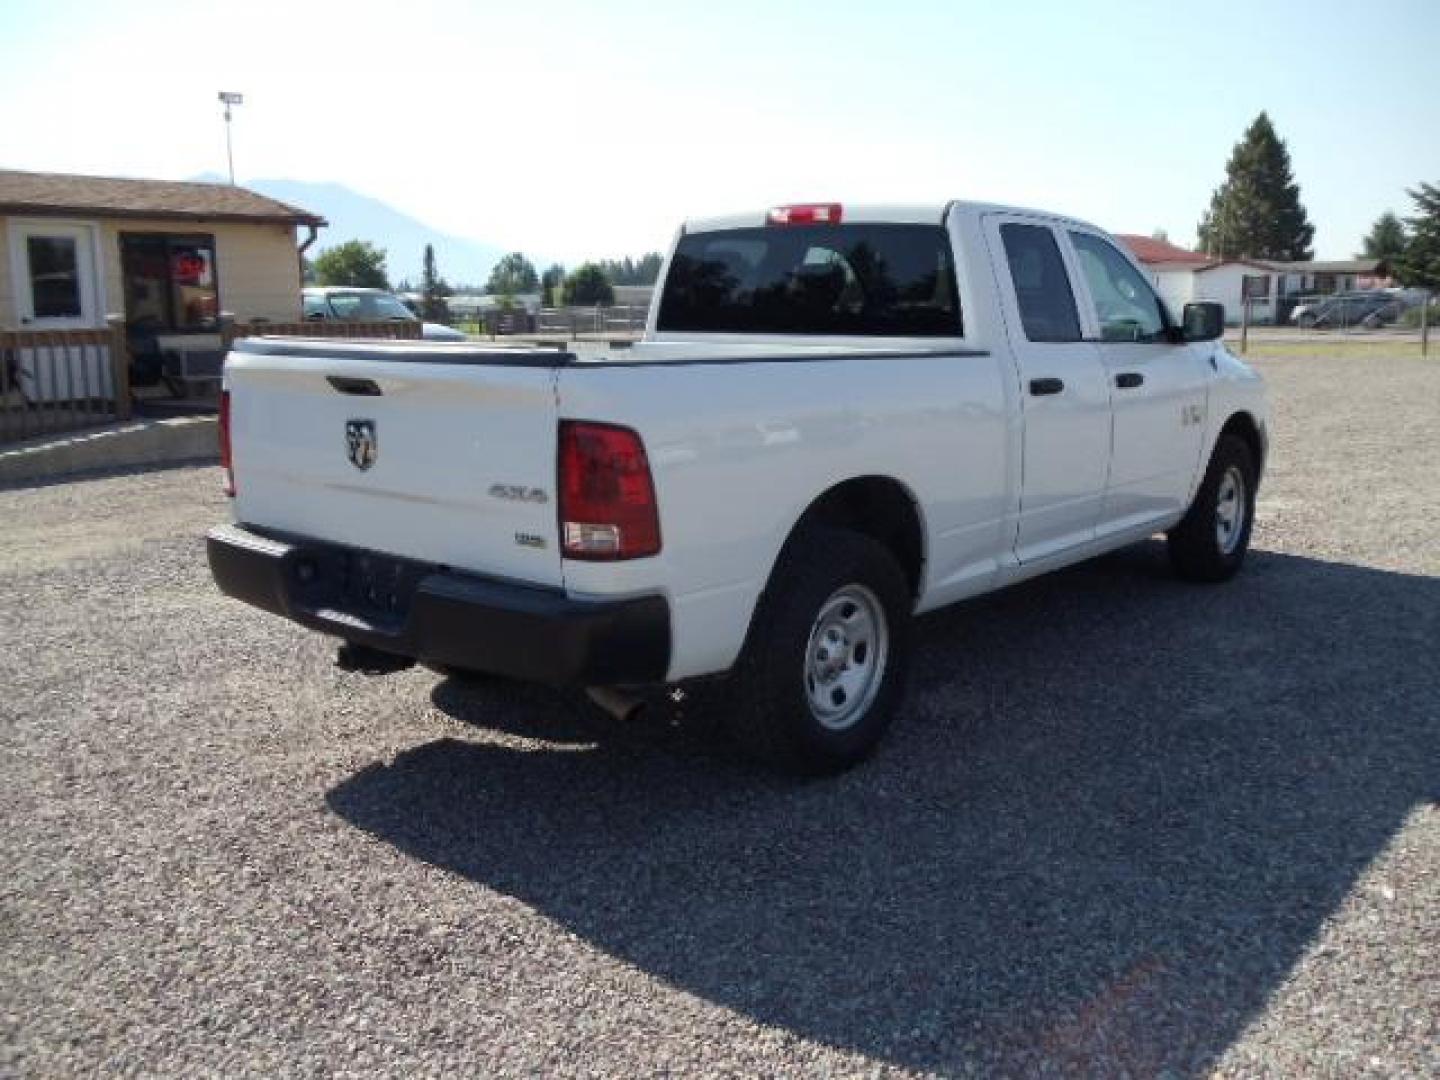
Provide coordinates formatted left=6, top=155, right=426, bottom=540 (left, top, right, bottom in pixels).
left=206, top=524, right=670, bottom=685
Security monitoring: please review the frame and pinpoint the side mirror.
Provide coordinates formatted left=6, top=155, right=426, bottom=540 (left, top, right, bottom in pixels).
left=1182, top=301, right=1224, bottom=342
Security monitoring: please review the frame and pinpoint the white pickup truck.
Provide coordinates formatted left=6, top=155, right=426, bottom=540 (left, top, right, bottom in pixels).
left=209, top=201, right=1267, bottom=773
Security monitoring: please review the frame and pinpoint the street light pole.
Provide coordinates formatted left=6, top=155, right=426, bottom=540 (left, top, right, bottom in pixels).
left=217, top=91, right=244, bottom=184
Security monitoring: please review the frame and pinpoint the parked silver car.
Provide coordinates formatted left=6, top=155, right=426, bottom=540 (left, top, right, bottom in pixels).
left=302, top=287, right=467, bottom=341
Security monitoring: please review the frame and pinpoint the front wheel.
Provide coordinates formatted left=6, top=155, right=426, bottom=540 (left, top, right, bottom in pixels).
left=1167, top=433, right=1257, bottom=582
left=726, top=527, right=912, bottom=775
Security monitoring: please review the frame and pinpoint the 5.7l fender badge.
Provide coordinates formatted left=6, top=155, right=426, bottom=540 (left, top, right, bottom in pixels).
left=489, top=483, right=549, bottom=504
left=345, top=419, right=378, bottom=471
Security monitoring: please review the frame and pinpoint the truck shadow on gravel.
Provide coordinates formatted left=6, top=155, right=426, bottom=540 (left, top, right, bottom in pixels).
left=326, top=541, right=1439, bottom=1075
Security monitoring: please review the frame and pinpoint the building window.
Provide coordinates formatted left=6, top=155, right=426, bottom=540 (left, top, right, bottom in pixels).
left=26, top=236, right=83, bottom=318
left=1242, top=274, right=1271, bottom=300
left=121, top=234, right=219, bottom=333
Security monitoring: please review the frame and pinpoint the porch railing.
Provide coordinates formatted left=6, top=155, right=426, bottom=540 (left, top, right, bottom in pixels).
left=1, top=322, right=131, bottom=444
left=225, top=319, right=424, bottom=342
left=1, top=318, right=427, bottom=445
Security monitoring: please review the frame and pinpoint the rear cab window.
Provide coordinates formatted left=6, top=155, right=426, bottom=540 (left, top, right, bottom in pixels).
left=657, top=223, right=961, bottom=337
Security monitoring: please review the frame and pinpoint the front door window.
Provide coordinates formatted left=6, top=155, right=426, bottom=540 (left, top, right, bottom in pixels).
left=120, top=233, right=219, bottom=335
left=1069, top=232, right=1168, bottom=342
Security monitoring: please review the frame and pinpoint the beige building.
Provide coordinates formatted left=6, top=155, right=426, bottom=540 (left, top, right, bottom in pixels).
left=0, top=169, right=324, bottom=348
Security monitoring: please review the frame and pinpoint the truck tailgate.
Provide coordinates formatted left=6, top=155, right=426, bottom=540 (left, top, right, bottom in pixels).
left=226, top=342, right=563, bottom=588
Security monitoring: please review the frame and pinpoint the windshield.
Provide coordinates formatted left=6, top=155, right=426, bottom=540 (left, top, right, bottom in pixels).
left=657, top=223, right=961, bottom=336
left=323, top=292, right=416, bottom=321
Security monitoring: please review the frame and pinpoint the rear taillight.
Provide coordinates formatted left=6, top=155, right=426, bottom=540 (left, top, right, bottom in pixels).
left=767, top=203, right=843, bottom=226
left=219, top=389, right=234, bottom=497
left=558, top=421, right=660, bottom=560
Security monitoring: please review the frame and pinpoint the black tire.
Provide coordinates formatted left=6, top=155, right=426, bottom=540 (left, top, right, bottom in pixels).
left=726, top=527, right=912, bottom=775
left=1167, top=433, right=1257, bottom=582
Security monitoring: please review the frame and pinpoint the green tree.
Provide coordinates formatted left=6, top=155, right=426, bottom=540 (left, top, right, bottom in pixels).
left=1197, top=112, right=1314, bottom=261
left=1392, top=183, right=1440, bottom=289
left=486, top=252, right=540, bottom=295
left=540, top=263, right=565, bottom=306
left=420, top=243, right=452, bottom=321
left=1358, top=211, right=1407, bottom=264
left=563, top=262, right=614, bottom=306
left=312, top=240, right=390, bottom=289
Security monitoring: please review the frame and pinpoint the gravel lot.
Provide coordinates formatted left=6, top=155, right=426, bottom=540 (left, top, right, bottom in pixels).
left=2, top=353, right=1437, bottom=1077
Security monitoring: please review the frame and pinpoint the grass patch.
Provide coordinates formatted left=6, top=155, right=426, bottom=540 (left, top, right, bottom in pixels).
left=1229, top=340, right=1433, bottom=360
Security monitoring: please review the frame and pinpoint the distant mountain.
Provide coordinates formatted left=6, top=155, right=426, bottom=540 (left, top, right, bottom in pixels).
left=189, top=173, right=504, bottom=288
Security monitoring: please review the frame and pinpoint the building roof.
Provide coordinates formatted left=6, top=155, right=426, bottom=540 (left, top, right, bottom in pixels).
left=0, top=169, right=325, bottom=227
left=1192, top=257, right=1278, bottom=273
left=1269, top=258, right=1384, bottom=275
left=1116, top=234, right=1213, bottom=266
left=1116, top=235, right=1389, bottom=277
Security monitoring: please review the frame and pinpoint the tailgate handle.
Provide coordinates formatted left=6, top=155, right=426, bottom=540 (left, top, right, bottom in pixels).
left=327, top=376, right=383, bottom=396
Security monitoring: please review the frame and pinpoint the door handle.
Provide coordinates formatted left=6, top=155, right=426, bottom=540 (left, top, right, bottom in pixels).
left=1029, top=377, right=1064, bottom=396
left=1115, top=372, right=1144, bottom=389
left=326, top=375, right=383, bottom=396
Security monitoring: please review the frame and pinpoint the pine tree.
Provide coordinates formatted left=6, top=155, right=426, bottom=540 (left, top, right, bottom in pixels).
left=420, top=243, right=451, bottom=322
left=1197, top=113, right=1314, bottom=261
left=1358, top=211, right=1407, bottom=263
left=1392, top=183, right=1440, bottom=289
left=540, top=263, right=565, bottom=307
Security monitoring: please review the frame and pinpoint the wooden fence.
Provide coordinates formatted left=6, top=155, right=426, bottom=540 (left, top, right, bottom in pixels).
left=533, top=305, right=649, bottom=338
left=1, top=318, right=426, bottom=445
left=225, top=320, right=424, bottom=343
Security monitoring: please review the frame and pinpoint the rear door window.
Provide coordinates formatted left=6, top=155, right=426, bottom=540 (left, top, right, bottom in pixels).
left=657, top=223, right=961, bottom=336
left=999, top=223, right=1081, bottom=343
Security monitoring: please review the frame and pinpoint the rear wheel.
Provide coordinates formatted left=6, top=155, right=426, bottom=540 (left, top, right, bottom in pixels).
left=1167, top=433, right=1257, bottom=582
left=726, top=527, right=912, bottom=774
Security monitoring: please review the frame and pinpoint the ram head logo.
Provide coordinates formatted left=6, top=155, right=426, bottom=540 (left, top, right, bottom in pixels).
left=345, top=419, right=378, bottom=471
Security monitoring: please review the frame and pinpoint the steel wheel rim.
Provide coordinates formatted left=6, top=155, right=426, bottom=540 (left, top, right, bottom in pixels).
left=803, top=583, right=889, bottom=731
left=1216, top=466, right=1246, bottom=556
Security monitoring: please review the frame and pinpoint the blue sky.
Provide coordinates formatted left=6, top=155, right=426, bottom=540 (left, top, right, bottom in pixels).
left=1, top=0, right=1435, bottom=261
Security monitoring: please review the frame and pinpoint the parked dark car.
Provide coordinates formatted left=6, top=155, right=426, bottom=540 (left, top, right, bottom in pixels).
left=1291, top=291, right=1405, bottom=329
